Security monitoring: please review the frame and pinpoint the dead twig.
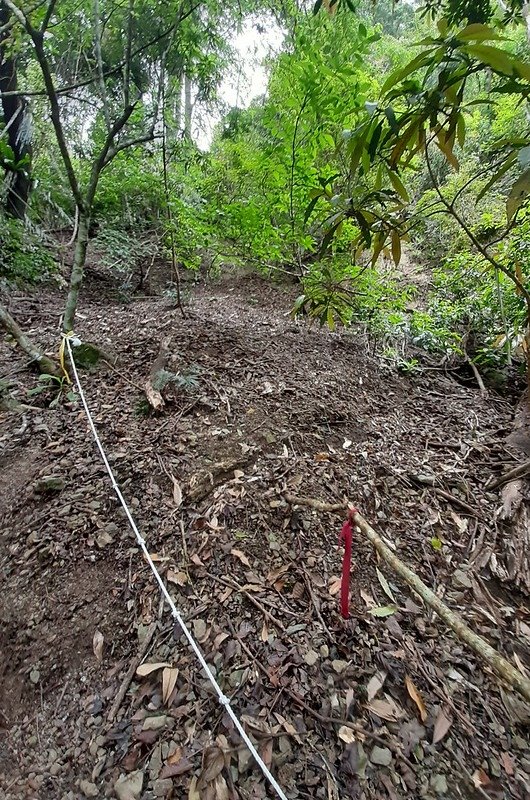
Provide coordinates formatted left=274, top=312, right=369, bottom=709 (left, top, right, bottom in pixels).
left=297, top=565, right=334, bottom=640
left=208, top=573, right=287, bottom=632
left=488, top=457, right=530, bottom=490
left=107, top=621, right=158, bottom=722
left=433, top=487, right=482, bottom=518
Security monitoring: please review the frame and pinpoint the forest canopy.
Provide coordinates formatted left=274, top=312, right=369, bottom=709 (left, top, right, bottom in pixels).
left=1, top=0, right=530, bottom=388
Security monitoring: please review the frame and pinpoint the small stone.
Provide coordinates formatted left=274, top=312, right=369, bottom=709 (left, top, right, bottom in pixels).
left=96, top=531, right=113, bottom=548
left=34, top=476, right=65, bottom=494
left=142, top=715, right=168, bottom=731
left=430, top=774, right=448, bottom=794
left=80, top=780, right=99, bottom=798
left=28, top=736, right=37, bottom=747
left=29, top=668, right=40, bottom=685
left=114, top=770, right=144, bottom=800
left=50, top=763, right=61, bottom=776
left=332, top=660, right=348, bottom=674
left=320, top=645, right=329, bottom=658
left=489, top=757, right=502, bottom=778
left=370, top=746, right=392, bottom=766
left=153, top=778, right=173, bottom=797
left=304, top=650, right=319, bottom=667
left=452, top=569, right=472, bottom=590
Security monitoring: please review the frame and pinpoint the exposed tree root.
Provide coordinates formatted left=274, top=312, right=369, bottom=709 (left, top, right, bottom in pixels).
left=0, top=302, right=60, bottom=376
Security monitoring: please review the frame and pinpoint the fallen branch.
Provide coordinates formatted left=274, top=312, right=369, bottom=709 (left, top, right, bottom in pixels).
left=433, top=487, right=482, bottom=518
left=107, top=621, right=158, bottom=723
left=145, top=335, right=172, bottom=411
left=0, top=302, right=60, bottom=376
left=488, top=458, right=530, bottom=491
left=285, top=494, right=530, bottom=704
left=466, top=356, right=488, bottom=399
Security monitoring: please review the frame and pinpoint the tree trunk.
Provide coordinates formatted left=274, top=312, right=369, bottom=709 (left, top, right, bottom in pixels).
left=0, top=1, right=32, bottom=219
left=0, top=302, right=60, bottom=375
left=184, top=73, right=192, bottom=139
left=63, top=211, right=90, bottom=332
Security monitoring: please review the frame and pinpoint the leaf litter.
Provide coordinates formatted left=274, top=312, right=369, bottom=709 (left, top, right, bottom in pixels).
left=0, top=274, right=530, bottom=798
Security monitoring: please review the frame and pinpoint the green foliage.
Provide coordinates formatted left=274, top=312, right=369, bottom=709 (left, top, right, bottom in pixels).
left=27, top=374, right=78, bottom=408
left=0, top=212, right=56, bottom=284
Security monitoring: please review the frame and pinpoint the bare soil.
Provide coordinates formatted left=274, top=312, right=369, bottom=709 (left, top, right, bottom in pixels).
left=1, top=272, right=529, bottom=800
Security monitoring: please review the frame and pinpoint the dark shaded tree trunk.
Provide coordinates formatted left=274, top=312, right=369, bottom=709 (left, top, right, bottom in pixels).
left=0, top=1, right=32, bottom=219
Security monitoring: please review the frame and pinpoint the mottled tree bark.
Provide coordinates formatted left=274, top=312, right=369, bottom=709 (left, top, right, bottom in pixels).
left=0, top=1, right=32, bottom=219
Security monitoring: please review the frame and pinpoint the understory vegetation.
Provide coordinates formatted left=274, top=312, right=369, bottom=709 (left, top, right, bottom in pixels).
left=1, top=0, right=530, bottom=390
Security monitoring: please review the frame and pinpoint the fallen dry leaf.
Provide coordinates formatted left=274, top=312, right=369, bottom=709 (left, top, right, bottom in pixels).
left=432, top=705, right=453, bottom=744
left=366, top=671, right=387, bottom=701
left=162, top=666, right=179, bottom=705
left=472, top=768, right=491, bottom=788
left=500, top=751, right=515, bottom=776
left=171, top=477, right=182, bottom=508
left=167, top=569, right=188, bottom=586
left=93, top=629, right=104, bottom=663
left=338, top=725, right=358, bottom=744
left=136, top=661, right=171, bottom=677
left=230, top=548, right=251, bottom=567
left=405, top=675, right=427, bottom=722
left=376, top=567, right=395, bottom=603
left=365, top=697, right=403, bottom=722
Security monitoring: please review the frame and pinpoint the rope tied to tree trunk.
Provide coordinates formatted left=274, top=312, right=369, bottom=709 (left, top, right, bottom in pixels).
left=63, top=335, right=289, bottom=800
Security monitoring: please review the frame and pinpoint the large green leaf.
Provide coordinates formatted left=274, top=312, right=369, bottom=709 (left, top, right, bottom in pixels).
left=507, top=168, right=530, bottom=221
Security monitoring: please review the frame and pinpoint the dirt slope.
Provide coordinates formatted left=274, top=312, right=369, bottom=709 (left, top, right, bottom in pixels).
left=1, top=274, right=529, bottom=800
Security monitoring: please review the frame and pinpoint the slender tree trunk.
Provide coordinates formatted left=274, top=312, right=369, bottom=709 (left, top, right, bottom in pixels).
left=0, top=1, right=32, bottom=219
left=184, top=72, right=192, bottom=139
left=0, top=302, right=60, bottom=375
left=63, top=212, right=90, bottom=332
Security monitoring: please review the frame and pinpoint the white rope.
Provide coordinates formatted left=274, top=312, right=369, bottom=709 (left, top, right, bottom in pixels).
left=64, top=337, right=288, bottom=800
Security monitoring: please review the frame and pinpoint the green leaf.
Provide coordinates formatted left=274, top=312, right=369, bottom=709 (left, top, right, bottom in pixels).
left=326, top=306, right=335, bottom=330
left=388, top=169, right=410, bottom=202
left=456, top=23, right=503, bottom=41
left=304, top=195, right=322, bottom=224
left=507, top=167, right=530, bottom=221
left=376, top=568, right=395, bottom=603
left=369, top=605, right=397, bottom=617
left=476, top=153, right=516, bottom=203
left=430, top=537, right=442, bottom=551
left=380, top=49, right=438, bottom=95
left=464, top=44, right=530, bottom=82
left=391, top=229, right=402, bottom=266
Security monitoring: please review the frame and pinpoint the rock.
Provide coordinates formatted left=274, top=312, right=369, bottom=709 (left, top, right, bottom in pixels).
left=49, top=763, right=62, bottom=776
left=114, top=770, right=144, bottom=800
left=96, top=530, right=113, bottom=548
left=149, top=743, right=162, bottom=781
left=332, top=660, right=348, bottom=674
left=142, top=715, right=168, bottom=731
left=304, top=650, right=319, bottom=666
left=452, top=569, right=472, bottom=590
left=79, top=780, right=99, bottom=798
left=370, top=746, right=392, bottom=766
left=29, top=668, right=40, bottom=685
left=153, top=778, right=173, bottom=797
left=430, top=774, right=448, bottom=794
left=34, top=475, right=65, bottom=494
